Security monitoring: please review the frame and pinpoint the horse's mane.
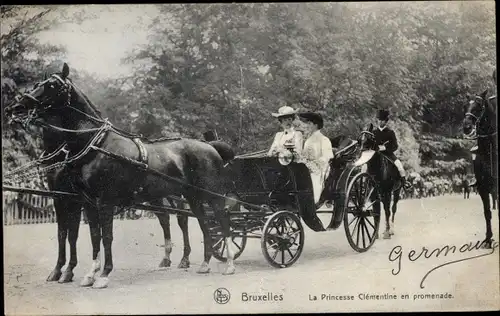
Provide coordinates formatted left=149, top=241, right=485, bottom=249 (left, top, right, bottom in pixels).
left=69, top=80, right=103, bottom=118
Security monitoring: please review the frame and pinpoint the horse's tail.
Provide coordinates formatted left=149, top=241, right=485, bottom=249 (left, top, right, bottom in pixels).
left=209, top=140, right=235, bottom=162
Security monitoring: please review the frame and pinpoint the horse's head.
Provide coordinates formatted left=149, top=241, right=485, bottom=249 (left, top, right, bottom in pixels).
left=4, top=63, right=71, bottom=127
left=463, top=89, right=496, bottom=139
left=358, top=123, right=376, bottom=151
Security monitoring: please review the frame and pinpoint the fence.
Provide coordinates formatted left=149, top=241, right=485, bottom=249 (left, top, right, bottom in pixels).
left=3, top=191, right=56, bottom=225
left=3, top=191, right=158, bottom=225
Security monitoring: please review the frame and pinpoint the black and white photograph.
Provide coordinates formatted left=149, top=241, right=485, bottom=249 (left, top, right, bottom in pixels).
left=2, top=2, right=498, bottom=314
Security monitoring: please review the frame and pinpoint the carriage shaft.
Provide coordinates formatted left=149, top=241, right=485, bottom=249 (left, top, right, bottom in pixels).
left=2, top=186, right=80, bottom=198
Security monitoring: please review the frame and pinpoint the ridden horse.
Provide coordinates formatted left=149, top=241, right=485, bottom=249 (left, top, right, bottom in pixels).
left=5, top=63, right=237, bottom=289
left=357, top=123, right=402, bottom=239
left=463, top=89, right=498, bottom=249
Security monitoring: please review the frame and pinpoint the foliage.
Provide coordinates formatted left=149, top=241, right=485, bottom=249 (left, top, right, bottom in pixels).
left=1, top=6, right=87, bottom=187
left=1, top=3, right=496, bottom=183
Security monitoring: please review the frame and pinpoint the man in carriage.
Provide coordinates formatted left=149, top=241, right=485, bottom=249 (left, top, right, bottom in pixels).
left=372, top=109, right=412, bottom=190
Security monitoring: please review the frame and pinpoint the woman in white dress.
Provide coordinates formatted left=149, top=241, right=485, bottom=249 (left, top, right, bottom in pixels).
left=296, top=112, right=333, bottom=204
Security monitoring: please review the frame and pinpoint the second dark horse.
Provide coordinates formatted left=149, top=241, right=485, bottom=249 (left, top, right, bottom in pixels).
left=463, top=87, right=498, bottom=249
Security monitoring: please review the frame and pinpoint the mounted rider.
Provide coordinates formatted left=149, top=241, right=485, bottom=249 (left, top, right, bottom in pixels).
left=268, top=106, right=304, bottom=161
left=373, top=109, right=412, bottom=190
left=296, top=111, right=334, bottom=204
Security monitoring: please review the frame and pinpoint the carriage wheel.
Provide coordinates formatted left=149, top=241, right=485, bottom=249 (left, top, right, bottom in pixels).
left=344, top=172, right=380, bottom=253
left=261, top=211, right=305, bottom=268
left=211, top=226, right=247, bottom=262
left=210, top=193, right=247, bottom=262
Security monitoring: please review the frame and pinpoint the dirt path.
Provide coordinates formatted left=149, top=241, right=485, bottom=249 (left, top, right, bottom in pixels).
left=4, top=195, right=499, bottom=314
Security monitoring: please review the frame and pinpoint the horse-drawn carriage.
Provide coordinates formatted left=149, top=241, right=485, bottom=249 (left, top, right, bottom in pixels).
left=203, top=143, right=380, bottom=268
left=3, top=125, right=380, bottom=270
left=2, top=63, right=383, bottom=287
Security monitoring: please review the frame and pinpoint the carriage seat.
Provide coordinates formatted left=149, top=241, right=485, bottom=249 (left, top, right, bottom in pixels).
left=329, top=135, right=358, bottom=166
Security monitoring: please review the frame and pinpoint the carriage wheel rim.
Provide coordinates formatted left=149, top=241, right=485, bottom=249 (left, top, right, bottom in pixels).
left=261, top=211, right=304, bottom=268
left=344, top=172, right=379, bottom=252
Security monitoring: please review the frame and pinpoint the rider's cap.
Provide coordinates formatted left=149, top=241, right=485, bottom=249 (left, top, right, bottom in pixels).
left=298, top=112, right=324, bottom=129
left=377, top=109, right=390, bottom=121
left=272, top=106, right=297, bottom=118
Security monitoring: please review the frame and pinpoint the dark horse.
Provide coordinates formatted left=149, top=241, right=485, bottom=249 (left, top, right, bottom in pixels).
left=3, top=78, right=84, bottom=284
left=43, top=119, right=87, bottom=284
left=463, top=88, right=497, bottom=249
left=5, top=63, right=237, bottom=289
left=357, top=124, right=402, bottom=239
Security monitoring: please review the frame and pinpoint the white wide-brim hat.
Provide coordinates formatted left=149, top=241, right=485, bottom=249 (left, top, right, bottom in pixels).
left=272, top=106, right=297, bottom=118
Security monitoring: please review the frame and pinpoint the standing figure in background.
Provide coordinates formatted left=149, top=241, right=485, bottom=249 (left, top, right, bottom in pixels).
left=462, top=177, right=470, bottom=199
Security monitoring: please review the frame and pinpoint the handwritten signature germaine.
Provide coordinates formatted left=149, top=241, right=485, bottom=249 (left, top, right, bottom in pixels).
left=388, top=240, right=499, bottom=288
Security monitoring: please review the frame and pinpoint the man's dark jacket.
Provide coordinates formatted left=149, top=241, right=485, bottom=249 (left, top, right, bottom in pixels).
left=373, top=126, right=398, bottom=161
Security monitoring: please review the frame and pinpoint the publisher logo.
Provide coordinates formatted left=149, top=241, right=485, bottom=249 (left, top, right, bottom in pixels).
left=214, top=287, right=231, bottom=304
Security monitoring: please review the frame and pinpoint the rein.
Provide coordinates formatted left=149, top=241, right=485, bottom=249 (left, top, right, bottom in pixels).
left=7, top=74, right=260, bottom=209
left=3, top=142, right=69, bottom=180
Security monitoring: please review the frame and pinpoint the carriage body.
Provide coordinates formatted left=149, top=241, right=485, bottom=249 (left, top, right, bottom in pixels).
left=207, top=146, right=380, bottom=268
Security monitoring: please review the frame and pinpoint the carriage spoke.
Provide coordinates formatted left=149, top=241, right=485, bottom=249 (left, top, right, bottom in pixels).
left=363, top=219, right=374, bottom=242
left=364, top=187, right=375, bottom=204
left=271, top=248, right=280, bottom=260
left=356, top=217, right=361, bottom=246
left=351, top=217, right=361, bottom=243
left=267, top=240, right=279, bottom=250
left=350, top=215, right=361, bottom=231
left=286, top=229, right=301, bottom=239
left=365, top=216, right=376, bottom=230
left=221, top=239, right=226, bottom=255
left=348, top=215, right=357, bottom=226
left=232, top=240, right=242, bottom=251
left=358, top=177, right=365, bottom=201
left=361, top=199, right=377, bottom=214
left=354, top=186, right=362, bottom=207
left=213, top=238, right=223, bottom=249
left=360, top=219, right=367, bottom=248
left=287, top=248, right=295, bottom=258
left=281, top=250, right=285, bottom=265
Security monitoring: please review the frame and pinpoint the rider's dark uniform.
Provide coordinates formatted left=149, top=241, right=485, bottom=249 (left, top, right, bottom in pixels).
left=373, top=125, right=398, bottom=161
left=373, top=109, right=411, bottom=189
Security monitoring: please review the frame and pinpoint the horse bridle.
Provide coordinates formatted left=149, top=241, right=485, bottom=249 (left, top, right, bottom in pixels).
left=465, top=95, right=496, bottom=139
left=14, top=74, right=107, bottom=130
left=22, top=74, right=72, bottom=111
